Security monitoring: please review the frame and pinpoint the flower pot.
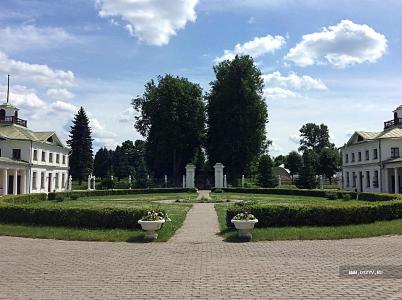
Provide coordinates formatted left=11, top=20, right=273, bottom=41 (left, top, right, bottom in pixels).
left=138, top=219, right=165, bottom=240
left=231, top=219, right=258, bottom=241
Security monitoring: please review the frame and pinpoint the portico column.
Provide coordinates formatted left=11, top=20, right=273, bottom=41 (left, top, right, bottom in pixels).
left=21, top=170, right=27, bottom=194
left=395, top=167, right=399, bottom=194
left=2, top=169, right=8, bottom=195
left=384, top=169, right=389, bottom=193
left=13, top=169, right=18, bottom=195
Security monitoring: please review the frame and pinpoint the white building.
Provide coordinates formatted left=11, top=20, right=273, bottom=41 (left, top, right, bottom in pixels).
left=0, top=101, right=69, bottom=195
left=340, top=105, right=402, bottom=194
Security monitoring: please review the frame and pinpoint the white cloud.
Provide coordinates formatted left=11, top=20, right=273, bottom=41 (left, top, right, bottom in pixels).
left=49, top=100, right=78, bottom=114
left=97, top=0, right=198, bottom=46
left=0, top=25, right=75, bottom=52
left=289, top=134, right=300, bottom=144
left=285, top=20, right=387, bottom=68
left=215, top=34, right=285, bottom=62
left=264, top=87, right=298, bottom=99
left=263, top=71, right=327, bottom=91
left=89, top=117, right=119, bottom=148
left=0, top=51, right=75, bottom=87
left=46, top=88, right=74, bottom=99
left=119, top=106, right=137, bottom=123
left=2, top=85, right=46, bottom=110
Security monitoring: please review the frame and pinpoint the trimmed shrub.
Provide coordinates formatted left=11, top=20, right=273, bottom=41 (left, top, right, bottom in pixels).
left=226, top=200, right=402, bottom=227
left=0, top=203, right=150, bottom=229
left=325, top=192, right=338, bottom=200
left=1, top=193, right=47, bottom=204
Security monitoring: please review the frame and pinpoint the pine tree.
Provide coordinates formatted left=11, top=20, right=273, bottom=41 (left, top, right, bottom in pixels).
left=257, top=155, right=275, bottom=188
left=67, top=107, right=93, bottom=184
left=94, top=147, right=112, bottom=179
left=296, top=150, right=318, bottom=189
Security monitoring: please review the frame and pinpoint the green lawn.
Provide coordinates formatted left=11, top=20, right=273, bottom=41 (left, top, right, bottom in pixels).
left=215, top=193, right=402, bottom=242
left=0, top=193, right=194, bottom=242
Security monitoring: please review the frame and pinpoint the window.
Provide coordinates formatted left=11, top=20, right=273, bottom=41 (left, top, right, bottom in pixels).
left=365, top=150, right=369, bottom=161
left=42, top=151, right=46, bottom=162
left=56, top=154, right=60, bottom=164
left=373, top=170, right=379, bottom=188
left=366, top=171, right=370, bottom=188
left=0, top=148, right=2, bottom=157
left=346, top=172, right=350, bottom=187
left=345, top=154, right=349, bottom=163
left=391, top=147, right=400, bottom=158
left=62, top=173, right=65, bottom=189
left=12, top=149, right=21, bottom=160
left=373, top=149, right=378, bottom=159
left=33, top=149, right=38, bottom=161
left=62, top=155, right=66, bottom=165
left=32, top=172, right=37, bottom=189
left=49, top=153, right=53, bottom=163
left=352, top=172, right=356, bottom=187
left=358, top=152, right=362, bottom=161
left=352, top=153, right=355, bottom=162
left=55, top=173, right=59, bottom=188
left=40, top=172, right=45, bottom=189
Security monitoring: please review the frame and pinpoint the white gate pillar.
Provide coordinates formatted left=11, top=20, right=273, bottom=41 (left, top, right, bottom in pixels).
left=185, top=164, right=196, bottom=189
left=214, top=163, right=224, bottom=188
left=320, top=175, right=324, bottom=190
left=3, top=168, right=8, bottom=195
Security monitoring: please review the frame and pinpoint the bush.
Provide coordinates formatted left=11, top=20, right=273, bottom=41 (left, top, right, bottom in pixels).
left=341, top=193, right=352, bottom=201
left=226, top=200, right=402, bottom=227
left=1, top=193, right=47, bottom=204
left=0, top=203, right=150, bottom=229
left=99, top=177, right=115, bottom=190
left=325, top=192, right=338, bottom=200
left=213, top=188, right=224, bottom=193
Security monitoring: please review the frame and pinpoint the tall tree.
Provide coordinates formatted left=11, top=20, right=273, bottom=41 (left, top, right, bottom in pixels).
left=67, top=107, right=93, bottom=184
left=206, top=55, right=268, bottom=183
left=318, top=147, right=341, bottom=183
left=93, top=147, right=112, bottom=179
left=274, top=155, right=287, bottom=167
left=133, top=75, right=205, bottom=184
left=299, top=123, right=333, bottom=153
left=112, top=145, right=129, bottom=180
left=285, top=151, right=302, bottom=183
left=296, top=150, right=318, bottom=189
left=257, top=154, right=275, bottom=188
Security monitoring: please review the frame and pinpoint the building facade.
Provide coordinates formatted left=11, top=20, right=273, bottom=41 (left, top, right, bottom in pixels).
left=0, top=102, right=69, bottom=195
left=341, top=105, right=402, bottom=194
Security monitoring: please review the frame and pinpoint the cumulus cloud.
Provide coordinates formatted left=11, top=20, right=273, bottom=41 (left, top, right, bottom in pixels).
left=49, top=100, right=78, bottom=114
left=46, top=88, right=74, bottom=99
left=215, top=34, right=285, bottom=62
left=97, top=0, right=198, bottom=46
left=2, top=85, right=46, bottom=110
left=119, top=106, right=137, bottom=123
left=263, top=71, right=327, bottom=99
left=0, top=25, right=75, bottom=52
left=0, top=51, right=75, bottom=87
left=89, top=117, right=119, bottom=148
left=285, top=20, right=387, bottom=68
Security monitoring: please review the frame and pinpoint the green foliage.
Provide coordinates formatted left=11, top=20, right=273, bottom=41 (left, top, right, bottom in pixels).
left=226, top=200, right=402, bottom=227
left=296, top=150, right=318, bottom=189
left=285, top=151, right=302, bottom=180
left=67, top=107, right=93, bottom=184
left=257, top=154, right=276, bottom=188
left=222, top=187, right=328, bottom=197
left=206, top=55, right=268, bottom=184
left=318, top=147, right=341, bottom=183
left=325, top=192, right=338, bottom=200
left=1, top=193, right=47, bottom=204
left=93, top=147, right=113, bottom=179
left=133, top=74, right=206, bottom=184
left=299, top=123, right=333, bottom=153
left=99, top=177, right=115, bottom=190
left=112, top=145, right=130, bottom=180
left=273, top=155, right=287, bottom=167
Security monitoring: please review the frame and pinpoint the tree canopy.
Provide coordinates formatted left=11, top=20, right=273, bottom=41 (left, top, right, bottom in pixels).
left=285, top=151, right=302, bottom=181
left=257, top=154, right=275, bottom=188
left=93, top=147, right=112, bottom=179
left=206, top=55, right=268, bottom=183
left=299, top=123, right=333, bottom=153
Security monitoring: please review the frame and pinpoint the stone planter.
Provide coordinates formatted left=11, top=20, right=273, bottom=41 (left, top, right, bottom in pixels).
left=138, top=219, right=165, bottom=241
left=231, top=219, right=258, bottom=241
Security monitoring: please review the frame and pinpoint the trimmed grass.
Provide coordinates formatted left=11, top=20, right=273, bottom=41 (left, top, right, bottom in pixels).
left=0, top=194, right=193, bottom=242
left=215, top=202, right=402, bottom=242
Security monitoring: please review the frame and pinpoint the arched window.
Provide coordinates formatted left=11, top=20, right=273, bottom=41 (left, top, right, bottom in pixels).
left=0, top=109, right=5, bottom=120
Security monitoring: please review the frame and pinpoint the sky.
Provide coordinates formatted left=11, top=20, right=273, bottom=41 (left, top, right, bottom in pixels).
left=0, top=0, right=402, bottom=156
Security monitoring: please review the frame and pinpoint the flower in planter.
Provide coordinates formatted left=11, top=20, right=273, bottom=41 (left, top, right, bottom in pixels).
left=233, top=211, right=256, bottom=221
left=140, top=209, right=171, bottom=222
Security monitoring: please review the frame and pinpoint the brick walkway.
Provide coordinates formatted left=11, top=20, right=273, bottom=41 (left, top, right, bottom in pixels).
left=1, top=204, right=402, bottom=299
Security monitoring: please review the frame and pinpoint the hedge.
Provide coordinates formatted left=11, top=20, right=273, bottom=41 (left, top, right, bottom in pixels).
left=0, top=203, right=150, bottom=229
left=219, top=188, right=400, bottom=202
left=1, top=193, right=48, bottom=204
left=226, top=200, right=402, bottom=227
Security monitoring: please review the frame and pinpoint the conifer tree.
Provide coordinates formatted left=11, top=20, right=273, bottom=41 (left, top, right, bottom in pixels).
left=93, top=147, right=112, bottom=179
left=67, top=107, right=93, bottom=184
left=257, top=154, right=275, bottom=188
left=296, top=150, right=318, bottom=189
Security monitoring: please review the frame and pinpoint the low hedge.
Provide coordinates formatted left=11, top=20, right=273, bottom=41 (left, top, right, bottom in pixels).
left=226, top=200, right=402, bottom=227
left=1, top=193, right=48, bottom=204
left=0, top=203, right=150, bottom=229
left=220, top=188, right=400, bottom=202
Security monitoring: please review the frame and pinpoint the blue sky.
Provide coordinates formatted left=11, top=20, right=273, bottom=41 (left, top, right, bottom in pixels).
left=0, top=0, right=402, bottom=156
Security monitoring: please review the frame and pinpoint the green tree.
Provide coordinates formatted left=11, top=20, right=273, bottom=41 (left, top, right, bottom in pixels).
left=318, top=147, right=340, bottom=184
left=257, top=154, right=275, bottom=188
left=274, top=155, right=287, bottom=167
left=299, top=123, right=333, bottom=153
left=93, top=147, right=112, bottom=179
left=112, top=145, right=129, bottom=180
left=67, top=107, right=93, bottom=184
left=133, top=75, right=205, bottom=184
left=285, top=151, right=302, bottom=183
left=206, top=55, right=268, bottom=183
left=296, top=150, right=318, bottom=189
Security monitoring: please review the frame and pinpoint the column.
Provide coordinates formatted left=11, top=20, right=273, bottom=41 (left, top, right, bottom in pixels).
left=394, top=167, right=399, bottom=194
left=319, top=175, right=324, bottom=190
left=384, top=169, right=389, bottom=193
left=13, top=169, right=18, bottom=195
left=241, top=175, right=245, bottom=188
left=21, top=170, right=27, bottom=194
left=223, top=175, right=227, bottom=188
left=2, top=169, right=8, bottom=195
left=214, top=163, right=224, bottom=188
left=182, top=175, right=185, bottom=188
left=49, top=173, right=53, bottom=192
left=185, top=163, right=196, bottom=189
left=88, top=175, right=91, bottom=190
left=277, top=175, right=282, bottom=187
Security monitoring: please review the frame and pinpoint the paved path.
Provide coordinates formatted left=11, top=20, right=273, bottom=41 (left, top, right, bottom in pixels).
left=1, top=203, right=402, bottom=299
